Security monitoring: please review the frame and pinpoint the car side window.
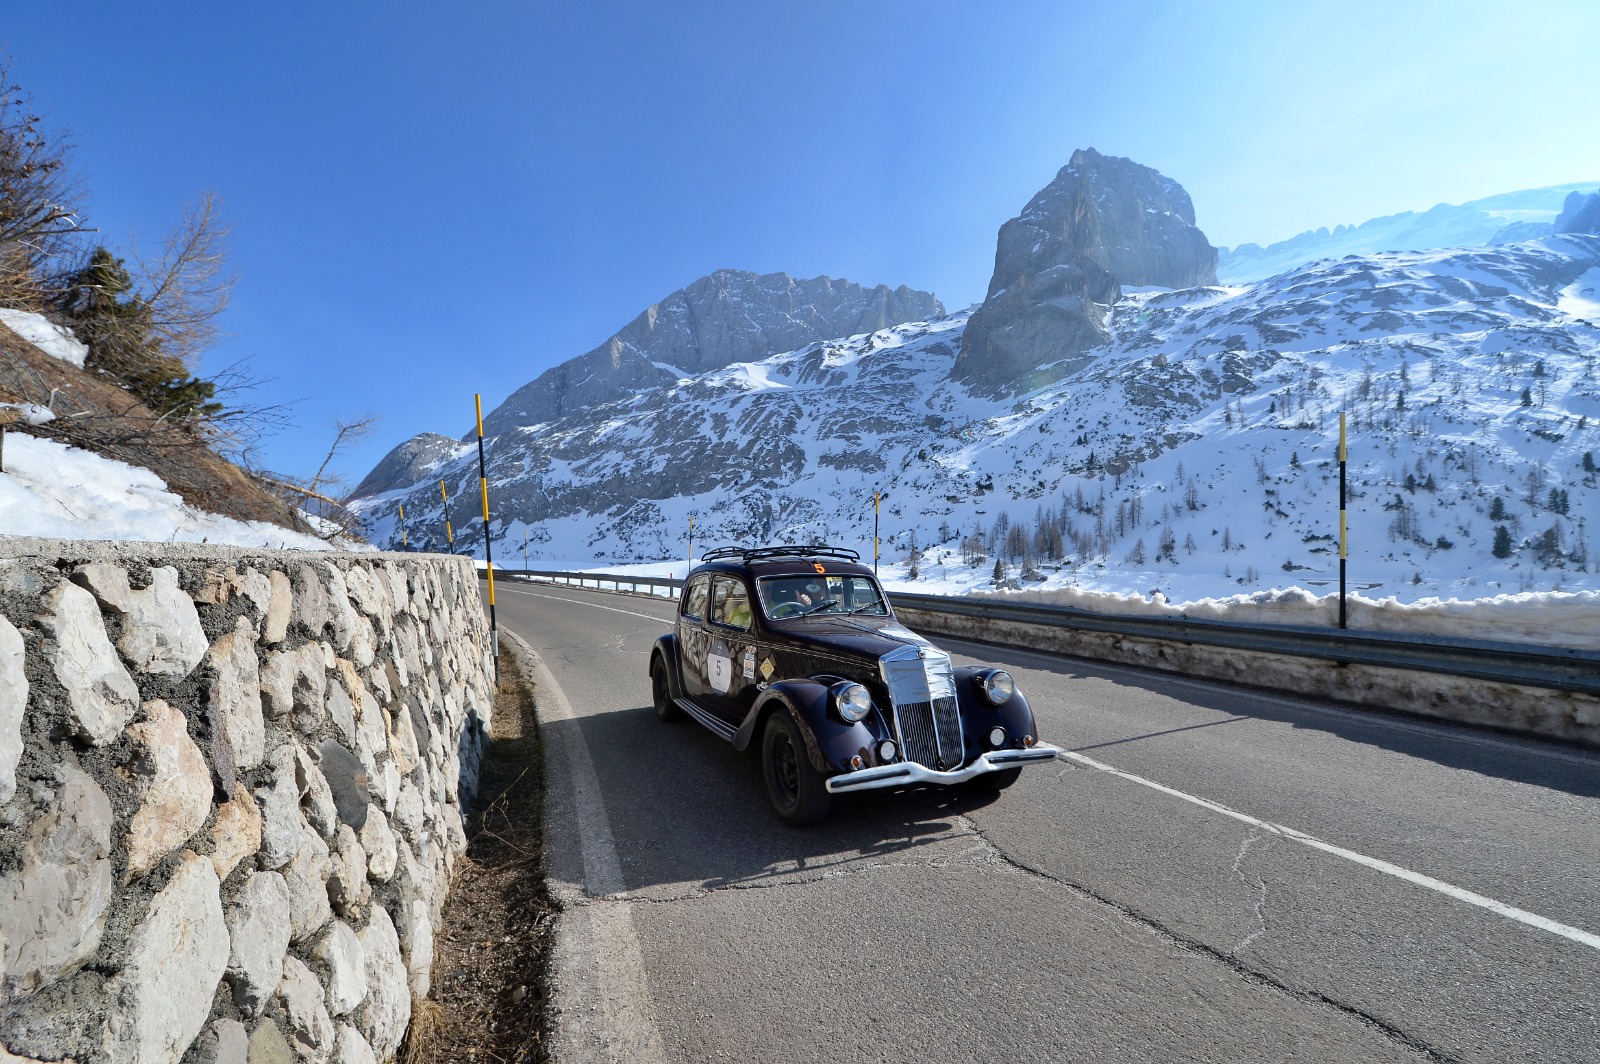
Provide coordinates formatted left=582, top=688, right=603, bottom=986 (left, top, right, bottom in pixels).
left=710, top=576, right=752, bottom=630
left=682, top=575, right=710, bottom=621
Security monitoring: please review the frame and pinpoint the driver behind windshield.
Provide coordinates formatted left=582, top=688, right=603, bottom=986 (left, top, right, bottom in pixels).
left=758, top=575, right=885, bottom=618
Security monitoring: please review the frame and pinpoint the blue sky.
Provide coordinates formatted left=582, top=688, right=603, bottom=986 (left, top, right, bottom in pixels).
left=3, top=1, right=1597, bottom=485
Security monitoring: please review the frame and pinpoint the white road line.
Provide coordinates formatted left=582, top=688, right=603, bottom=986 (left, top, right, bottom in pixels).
left=499, top=585, right=672, bottom=624
left=1061, top=749, right=1600, bottom=953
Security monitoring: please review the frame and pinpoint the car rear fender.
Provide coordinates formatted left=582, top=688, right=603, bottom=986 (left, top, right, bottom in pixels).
left=650, top=633, right=685, bottom=702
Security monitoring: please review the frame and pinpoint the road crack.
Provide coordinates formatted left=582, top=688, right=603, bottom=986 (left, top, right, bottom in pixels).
left=1229, top=828, right=1279, bottom=956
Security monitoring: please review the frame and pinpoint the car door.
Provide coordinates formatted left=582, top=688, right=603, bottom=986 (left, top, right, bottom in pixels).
left=705, top=574, right=756, bottom=726
left=678, top=574, right=712, bottom=702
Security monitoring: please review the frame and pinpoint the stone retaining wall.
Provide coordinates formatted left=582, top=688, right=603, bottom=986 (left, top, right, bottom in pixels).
left=895, top=606, right=1600, bottom=748
left=0, top=539, right=495, bottom=1063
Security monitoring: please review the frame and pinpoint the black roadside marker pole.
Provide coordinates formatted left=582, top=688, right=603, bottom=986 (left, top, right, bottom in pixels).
left=873, top=489, right=880, bottom=574
left=1339, top=411, right=1348, bottom=630
left=476, top=394, right=499, bottom=679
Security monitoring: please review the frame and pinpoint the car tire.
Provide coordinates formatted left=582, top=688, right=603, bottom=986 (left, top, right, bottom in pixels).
left=968, top=766, right=1023, bottom=792
left=652, top=659, right=683, bottom=722
left=762, top=710, right=831, bottom=826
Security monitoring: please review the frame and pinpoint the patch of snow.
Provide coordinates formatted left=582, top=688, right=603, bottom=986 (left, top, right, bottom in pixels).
left=0, top=433, right=359, bottom=550
left=0, top=308, right=88, bottom=367
left=0, top=403, right=56, bottom=426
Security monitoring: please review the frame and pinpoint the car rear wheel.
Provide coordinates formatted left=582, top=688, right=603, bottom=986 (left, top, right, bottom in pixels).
left=968, top=766, right=1023, bottom=792
left=652, top=659, right=683, bottom=721
left=762, top=710, right=830, bottom=826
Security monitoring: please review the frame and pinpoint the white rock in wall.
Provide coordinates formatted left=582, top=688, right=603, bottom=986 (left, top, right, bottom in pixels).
left=121, top=700, right=213, bottom=882
left=282, top=821, right=333, bottom=945
left=387, top=705, right=420, bottom=776
left=257, top=746, right=307, bottom=870
left=355, top=906, right=409, bottom=1062
left=223, top=870, right=290, bottom=1017
left=236, top=568, right=273, bottom=619
left=38, top=581, right=139, bottom=745
left=357, top=807, right=397, bottom=885
left=101, top=852, right=230, bottom=1064
left=391, top=780, right=425, bottom=843
left=208, top=616, right=265, bottom=772
left=348, top=615, right=377, bottom=670
left=208, top=784, right=262, bottom=882
left=261, top=643, right=328, bottom=734
left=401, top=900, right=434, bottom=999
left=0, top=764, right=113, bottom=1003
left=319, top=565, right=360, bottom=654
left=264, top=570, right=292, bottom=645
left=378, top=763, right=400, bottom=816
left=0, top=615, right=25, bottom=805
left=292, top=564, right=332, bottom=638
left=188, top=1017, right=248, bottom=1064
left=70, top=562, right=134, bottom=613
left=294, top=745, right=339, bottom=841
left=332, top=1025, right=376, bottom=1064
left=325, top=681, right=355, bottom=748
left=313, top=921, right=368, bottom=1017
left=117, top=566, right=208, bottom=677
left=326, top=826, right=370, bottom=916
left=277, top=955, right=335, bottom=1062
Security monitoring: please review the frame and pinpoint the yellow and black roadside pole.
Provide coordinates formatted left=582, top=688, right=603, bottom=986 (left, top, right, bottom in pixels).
left=398, top=503, right=408, bottom=549
left=475, top=394, right=499, bottom=678
left=439, top=480, right=455, bottom=553
left=1339, top=412, right=1348, bottom=630
left=873, top=489, right=880, bottom=574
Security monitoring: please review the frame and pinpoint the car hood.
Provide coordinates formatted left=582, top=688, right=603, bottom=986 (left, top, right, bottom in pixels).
left=766, top=615, right=942, bottom=664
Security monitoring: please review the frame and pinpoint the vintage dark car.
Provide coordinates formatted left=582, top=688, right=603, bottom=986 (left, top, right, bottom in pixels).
left=648, top=544, right=1061, bottom=825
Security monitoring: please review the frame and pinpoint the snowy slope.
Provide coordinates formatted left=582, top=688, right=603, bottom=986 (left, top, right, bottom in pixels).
left=1218, top=181, right=1599, bottom=283
left=354, top=235, right=1600, bottom=609
left=0, top=432, right=349, bottom=550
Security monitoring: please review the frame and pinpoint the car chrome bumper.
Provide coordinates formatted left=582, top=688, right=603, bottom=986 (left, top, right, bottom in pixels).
left=824, top=744, right=1063, bottom=793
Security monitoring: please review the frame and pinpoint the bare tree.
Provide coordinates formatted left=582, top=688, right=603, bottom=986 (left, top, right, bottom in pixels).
left=0, top=59, right=88, bottom=306
left=131, top=192, right=236, bottom=369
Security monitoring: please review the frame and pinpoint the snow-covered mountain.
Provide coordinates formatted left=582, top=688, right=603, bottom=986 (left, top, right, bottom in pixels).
left=1217, top=181, right=1599, bottom=283
left=353, top=232, right=1600, bottom=604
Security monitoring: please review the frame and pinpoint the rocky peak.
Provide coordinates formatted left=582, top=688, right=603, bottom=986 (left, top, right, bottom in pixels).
left=350, top=432, right=469, bottom=499
left=478, top=269, right=943, bottom=437
left=1556, top=189, right=1600, bottom=235
left=954, top=148, right=1217, bottom=393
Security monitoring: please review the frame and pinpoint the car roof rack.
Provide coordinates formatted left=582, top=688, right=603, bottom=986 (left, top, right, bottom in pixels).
left=700, top=544, right=862, bottom=565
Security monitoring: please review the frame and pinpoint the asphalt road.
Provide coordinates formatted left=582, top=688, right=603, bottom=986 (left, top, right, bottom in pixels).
left=491, top=579, right=1600, bottom=1064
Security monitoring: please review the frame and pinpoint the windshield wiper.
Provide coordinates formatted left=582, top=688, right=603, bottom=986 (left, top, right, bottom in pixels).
left=847, top=603, right=884, bottom=615
left=801, top=599, right=839, bottom=616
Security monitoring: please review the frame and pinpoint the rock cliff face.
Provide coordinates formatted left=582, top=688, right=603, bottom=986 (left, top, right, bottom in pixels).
left=351, top=433, right=471, bottom=500
left=1556, top=189, right=1600, bottom=235
left=478, top=269, right=943, bottom=437
left=954, top=148, right=1217, bottom=394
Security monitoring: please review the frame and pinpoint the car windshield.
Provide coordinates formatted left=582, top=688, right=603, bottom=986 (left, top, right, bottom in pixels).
left=757, top=574, right=888, bottom=618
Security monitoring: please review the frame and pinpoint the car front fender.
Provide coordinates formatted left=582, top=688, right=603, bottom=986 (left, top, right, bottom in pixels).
left=736, top=680, right=884, bottom=775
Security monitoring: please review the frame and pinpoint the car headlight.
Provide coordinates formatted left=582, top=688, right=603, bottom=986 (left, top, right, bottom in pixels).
left=978, top=670, right=1015, bottom=705
left=833, top=682, right=872, bottom=723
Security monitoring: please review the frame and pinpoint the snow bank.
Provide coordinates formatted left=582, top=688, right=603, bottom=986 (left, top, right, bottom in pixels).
left=0, top=432, right=355, bottom=550
left=0, top=308, right=88, bottom=367
left=988, top=584, right=1600, bottom=650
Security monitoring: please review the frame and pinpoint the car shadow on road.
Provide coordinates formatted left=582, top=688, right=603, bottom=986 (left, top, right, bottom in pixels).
left=938, top=637, right=1600, bottom=801
left=547, top=705, right=1011, bottom=897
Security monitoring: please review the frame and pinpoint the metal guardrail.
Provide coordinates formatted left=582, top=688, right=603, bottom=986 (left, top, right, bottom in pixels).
left=486, top=568, right=1600, bottom=697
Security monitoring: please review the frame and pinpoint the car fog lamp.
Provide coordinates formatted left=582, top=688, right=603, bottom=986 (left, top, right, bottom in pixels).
left=877, top=740, right=898, bottom=762
left=980, top=670, right=1015, bottom=705
left=988, top=726, right=1007, bottom=748
left=834, top=682, right=872, bottom=723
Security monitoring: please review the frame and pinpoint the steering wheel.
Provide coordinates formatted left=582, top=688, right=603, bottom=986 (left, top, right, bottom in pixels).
left=768, top=601, right=806, bottom=619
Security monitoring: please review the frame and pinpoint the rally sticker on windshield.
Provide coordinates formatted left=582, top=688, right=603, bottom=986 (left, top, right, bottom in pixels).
left=708, top=641, right=733, bottom=694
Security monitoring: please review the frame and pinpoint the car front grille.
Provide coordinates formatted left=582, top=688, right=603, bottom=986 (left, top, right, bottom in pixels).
left=881, top=650, right=963, bottom=770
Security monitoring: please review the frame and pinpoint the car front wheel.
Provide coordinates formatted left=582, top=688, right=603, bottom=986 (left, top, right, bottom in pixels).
left=762, top=710, right=831, bottom=826
left=652, top=659, right=683, bottom=721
